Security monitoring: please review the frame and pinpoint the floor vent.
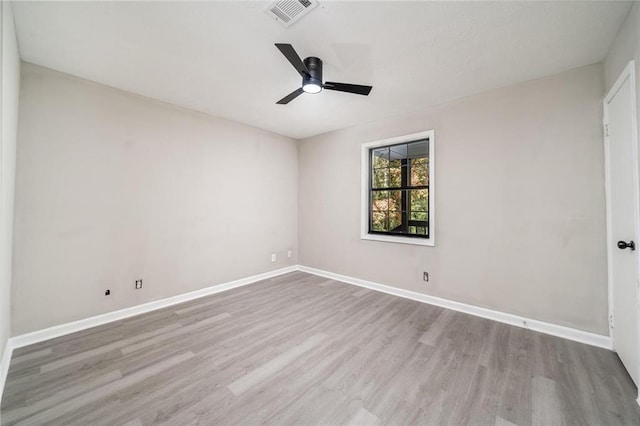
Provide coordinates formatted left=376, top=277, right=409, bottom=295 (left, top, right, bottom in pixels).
left=266, top=0, right=319, bottom=28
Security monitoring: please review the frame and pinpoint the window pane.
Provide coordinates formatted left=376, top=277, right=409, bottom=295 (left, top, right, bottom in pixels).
left=410, top=211, right=427, bottom=221
left=388, top=190, right=402, bottom=211
left=408, top=226, right=427, bottom=235
left=367, top=136, right=431, bottom=240
left=371, top=190, right=389, bottom=211
left=408, top=140, right=428, bottom=159
left=372, top=211, right=388, bottom=231
left=372, top=147, right=389, bottom=168
left=389, top=210, right=403, bottom=232
left=411, top=157, right=428, bottom=186
left=410, top=189, right=428, bottom=212
left=389, top=144, right=407, bottom=167
left=389, top=167, right=402, bottom=187
left=372, top=169, right=388, bottom=189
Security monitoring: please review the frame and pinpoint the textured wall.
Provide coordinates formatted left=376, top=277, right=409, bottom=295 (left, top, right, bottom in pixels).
left=299, top=64, right=608, bottom=334
left=1, top=1, right=20, bottom=361
left=605, top=3, right=639, bottom=91
left=12, top=64, right=298, bottom=334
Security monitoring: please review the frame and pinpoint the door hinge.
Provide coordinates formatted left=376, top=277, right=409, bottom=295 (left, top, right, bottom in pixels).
left=609, top=314, right=614, bottom=329
left=604, top=123, right=610, bottom=137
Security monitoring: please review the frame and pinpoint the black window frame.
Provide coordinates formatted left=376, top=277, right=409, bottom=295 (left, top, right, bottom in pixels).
left=368, top=138, right=430, bottom=239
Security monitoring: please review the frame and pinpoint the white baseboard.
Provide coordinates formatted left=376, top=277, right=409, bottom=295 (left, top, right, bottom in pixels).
left=0, top=339, right=14, bottom=407
left=298, top=265, right=612, bottom=350
left=5, top=263, right=613, bottom=353
left=9, top=266, right=298, bottom=349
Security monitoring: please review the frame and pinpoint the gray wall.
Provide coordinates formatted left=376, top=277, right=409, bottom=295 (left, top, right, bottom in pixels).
left=604, top=2, right=640, bottom=146
left=1, top=2, right=20, bottom=360
left=298, top=63, right=608, bottom=335
left=12, top=64, right=298, bottom=334
left=604, top=2, right=640, bottom=223
left=605, top=3, right=639, bottom=92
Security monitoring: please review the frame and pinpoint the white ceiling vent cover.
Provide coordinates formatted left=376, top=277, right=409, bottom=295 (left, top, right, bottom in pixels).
left=266, top=0, right=319, bottom=28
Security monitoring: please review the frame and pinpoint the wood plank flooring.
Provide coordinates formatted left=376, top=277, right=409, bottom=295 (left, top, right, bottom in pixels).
left=1, top=271, right=639, bottom=425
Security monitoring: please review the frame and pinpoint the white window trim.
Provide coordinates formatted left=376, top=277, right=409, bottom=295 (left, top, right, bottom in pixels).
left=360, top=130, right=435, bottom=247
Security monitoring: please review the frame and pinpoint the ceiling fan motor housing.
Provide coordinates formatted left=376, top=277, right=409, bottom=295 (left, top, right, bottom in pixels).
left=303, top=56, right=323, bottom=87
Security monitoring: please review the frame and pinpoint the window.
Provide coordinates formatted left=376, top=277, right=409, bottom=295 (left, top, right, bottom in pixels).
left=361, top=130, right=434, bottom=246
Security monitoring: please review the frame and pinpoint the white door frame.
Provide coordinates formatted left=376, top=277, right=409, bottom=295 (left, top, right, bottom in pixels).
left=603, top=60, right=640, bottom=403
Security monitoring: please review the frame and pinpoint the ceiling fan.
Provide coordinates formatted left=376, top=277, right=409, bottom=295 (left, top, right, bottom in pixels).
left=274, top=43, right=373, bottom=105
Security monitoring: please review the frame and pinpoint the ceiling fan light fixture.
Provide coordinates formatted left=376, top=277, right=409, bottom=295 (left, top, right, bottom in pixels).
left=302, top=82, right=322, bottom=94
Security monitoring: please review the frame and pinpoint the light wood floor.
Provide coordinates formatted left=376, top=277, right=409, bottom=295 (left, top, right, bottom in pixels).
left=1, top=271, right=639, bottom=425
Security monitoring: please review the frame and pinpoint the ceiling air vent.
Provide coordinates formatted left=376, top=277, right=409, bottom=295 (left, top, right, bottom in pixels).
left=266, top=0, right=319, bottom=28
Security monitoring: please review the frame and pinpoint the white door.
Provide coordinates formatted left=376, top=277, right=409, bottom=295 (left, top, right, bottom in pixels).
left=605, top=61, right=640, bottom=386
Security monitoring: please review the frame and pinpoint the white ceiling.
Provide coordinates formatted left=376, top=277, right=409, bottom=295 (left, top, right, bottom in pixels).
left=12, top=1, right=632, bottom=139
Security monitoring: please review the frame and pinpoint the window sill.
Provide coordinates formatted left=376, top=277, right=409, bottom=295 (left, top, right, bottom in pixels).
left=361, top=233, right=435, bottom=247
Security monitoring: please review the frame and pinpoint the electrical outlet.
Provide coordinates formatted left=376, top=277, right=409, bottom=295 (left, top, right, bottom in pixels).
left=287, top=250, right=292, bottom=258
left=135, top=279, right=143, bottom=289
left=423, top=272, right=429, bottom=282
left=271, top=253, right=277, bottom=262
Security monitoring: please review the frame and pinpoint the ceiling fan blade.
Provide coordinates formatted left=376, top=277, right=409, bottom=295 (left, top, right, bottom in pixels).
left=275, top=43, right=310, bottom=78
left=323, top=82, right=372, bottom=96
left=276, top=87, right=304, bottom=105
